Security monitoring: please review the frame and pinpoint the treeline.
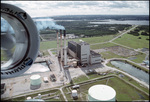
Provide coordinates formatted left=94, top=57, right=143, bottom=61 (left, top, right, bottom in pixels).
left=56, top=21, right=131, bottom=36
left=51, top=15, right=149, bottom=21
left=128, top=25, right=149, bottom=40
left=128, top=25, right=149, bottom=36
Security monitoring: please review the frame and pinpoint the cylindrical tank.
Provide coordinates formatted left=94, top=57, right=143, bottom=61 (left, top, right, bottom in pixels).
left=26, top=97, right=32, bottom=100
left=88, top=84, right=116, bottom=101
left=73, top=61, right=77, bottom=67
left=30, top=74, right=41, bottom=86
left=25, top=99, right=45, bottom=102
left=72, top=90, right=78, bottom=99
left=38, top=94, right=41, bottom=99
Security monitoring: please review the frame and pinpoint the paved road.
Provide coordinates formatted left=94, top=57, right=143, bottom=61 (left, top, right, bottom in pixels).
left=60, top=87, right=68, bottom=102
left=90, top=25, right=138, bottom=46
left=109, top=25, right=138, bottom=42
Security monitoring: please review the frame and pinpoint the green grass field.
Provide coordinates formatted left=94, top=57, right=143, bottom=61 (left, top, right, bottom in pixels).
left=6, top=89, right=65, bottom=101
left=90, top=42, right=117, bottom=50
left=39, top=35, right=117, bottom=51
left=63, top=75, right=149, bottom=101
left=100, top=51, right=126, bottom=59
left=79, top=35, right=117, bottom=44
left=113, top=33, right=149, bottom=49
left=107, top=77, right=149, bottom=101
left=100, top=51, right=146, bottom=63
left=40, top=41, right=57, bottom=51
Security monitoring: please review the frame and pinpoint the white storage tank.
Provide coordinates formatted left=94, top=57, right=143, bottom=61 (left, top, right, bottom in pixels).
left=25, top=99, right=45, bottom=102
left=73, top=61, right=77, bottom=67
left=88, top=84, right=116, bottom=101
left=26, top=97, right=32, bottom=100
left=30, top=74, right=42, bottom=86
left=72, top=90, right=78, bottom=99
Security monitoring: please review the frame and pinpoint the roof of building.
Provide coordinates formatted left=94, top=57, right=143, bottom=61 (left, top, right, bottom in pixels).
left=90, top=50, right=101, bottom=57
left=68, top=41, right=77, bottom=46
left=78, top=41, right=89, bottom=46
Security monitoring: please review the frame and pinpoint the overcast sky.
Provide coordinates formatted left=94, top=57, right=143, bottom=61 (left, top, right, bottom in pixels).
left=1, top=1, right=149, bottom=17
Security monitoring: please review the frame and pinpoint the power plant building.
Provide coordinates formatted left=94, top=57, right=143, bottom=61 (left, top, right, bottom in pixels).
left=76, top=42, right=90, bottom=64
left=90, top=50, right=101, bottom=64
left=68, top=41, right=101, bottom=65
left=68, top=41, right=77, bottom=58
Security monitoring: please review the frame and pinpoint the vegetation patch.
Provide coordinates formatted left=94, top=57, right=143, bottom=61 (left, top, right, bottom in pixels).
left=90, top=42, right=117, bottom=50
left=5, top=89, right=64, bottom=102
left=56, top=21, right=132, bottom=37
left=113, top=26, right=149, bottom=49
left=40, top=41, right=57, bottom=50
left=63, top=75, right=149, bottom=101
left=100, top=51, right=126, bottom=59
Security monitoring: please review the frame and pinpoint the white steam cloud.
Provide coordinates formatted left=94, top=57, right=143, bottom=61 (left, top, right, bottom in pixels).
left=33, top=17, right=65, bottom=31
left=1, top=17, right=65, bottom=35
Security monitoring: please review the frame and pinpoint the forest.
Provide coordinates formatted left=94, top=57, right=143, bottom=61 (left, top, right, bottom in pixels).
left=40, top=21, right=132, bottom=37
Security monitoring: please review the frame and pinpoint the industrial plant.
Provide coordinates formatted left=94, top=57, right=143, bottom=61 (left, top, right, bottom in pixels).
left=55, top=29, right=102, bottom=67
left=1, top=28, right=149, bottom=101
left=1, top=7, right=149, bottom=101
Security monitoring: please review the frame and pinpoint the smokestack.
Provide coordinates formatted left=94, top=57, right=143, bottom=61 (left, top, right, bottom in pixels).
left=60, top=29, right=63, bottom=61
left=63, top=30, right=67, bottom=66
left=56, top=30, right=59, bottom=57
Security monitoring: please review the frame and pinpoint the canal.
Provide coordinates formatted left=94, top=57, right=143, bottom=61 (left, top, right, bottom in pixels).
left=110, top=60, right=149, bottom=85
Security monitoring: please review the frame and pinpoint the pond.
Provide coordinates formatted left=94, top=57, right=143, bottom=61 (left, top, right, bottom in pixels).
left=110, top=60, right=149, bottom=85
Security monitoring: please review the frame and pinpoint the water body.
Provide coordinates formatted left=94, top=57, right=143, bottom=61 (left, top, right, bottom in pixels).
left=89, top=20, right=149, bottom=25
left=34, top=18, right=149, bottom=25
left=110, top=60, right=149, bottom=85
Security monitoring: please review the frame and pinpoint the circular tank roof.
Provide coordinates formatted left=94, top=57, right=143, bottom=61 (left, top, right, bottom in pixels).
left=88, top=84, right=116, bottom=101
left=72, top=90, right=77, bottom=93
left=30, top=74, right=41, bottom=80
left=25, top=99, right=45, bottom=102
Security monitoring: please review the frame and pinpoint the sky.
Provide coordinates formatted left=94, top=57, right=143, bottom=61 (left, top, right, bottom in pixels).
left=1, top=1, right=149, bottom=17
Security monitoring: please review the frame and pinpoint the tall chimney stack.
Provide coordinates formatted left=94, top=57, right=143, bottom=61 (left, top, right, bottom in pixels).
left=60, top=29, right=63, bottom=61
left=56, top=30, right=59, bottom=57
left=63, top=30, right=67, bottom=66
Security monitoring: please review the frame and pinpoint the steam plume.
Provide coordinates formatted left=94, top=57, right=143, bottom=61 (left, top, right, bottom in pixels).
left=33, top=17, right=65, bottom=32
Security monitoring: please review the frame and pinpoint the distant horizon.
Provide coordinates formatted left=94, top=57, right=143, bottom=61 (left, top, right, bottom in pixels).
left=33, top=14, right=149, bottom=18
left=1, top=1, right=149, bottom=17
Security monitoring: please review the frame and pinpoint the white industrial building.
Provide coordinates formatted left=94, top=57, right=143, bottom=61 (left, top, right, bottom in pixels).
left=90, top=50, right=101, bottom=64
left=56, top=30, right=101, bottom=66
left=76, top=42, right=90, bottom=64
left=68, top=41, right=101, bottom=65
